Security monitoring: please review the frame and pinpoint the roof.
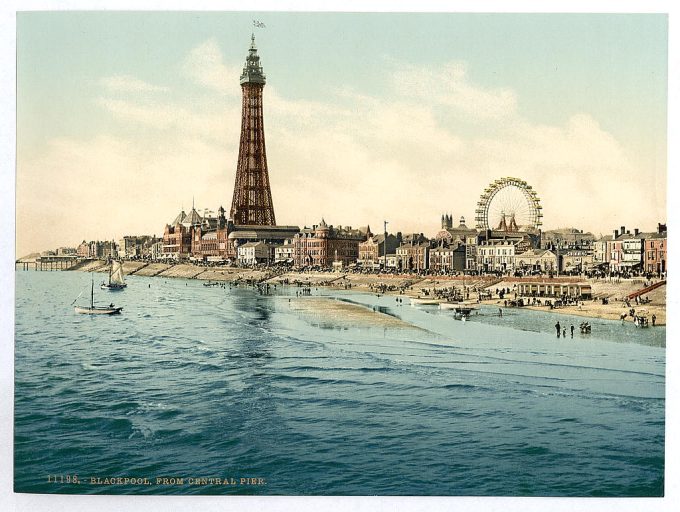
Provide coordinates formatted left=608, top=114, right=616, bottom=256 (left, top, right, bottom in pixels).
left=182, top=208, right=203, bottom=227
left=172, top=210, right=187, bottom=225
left=240, top=34, right=266, bottom=85
left=644, top=232, right=667, bottom=240
left=239, top=241, right=266, bottom=248
left=229, top=225, right=300, bottom=241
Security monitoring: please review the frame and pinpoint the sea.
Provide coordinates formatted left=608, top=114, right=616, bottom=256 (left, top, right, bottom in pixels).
left=14, top=270, right=665, bottom=496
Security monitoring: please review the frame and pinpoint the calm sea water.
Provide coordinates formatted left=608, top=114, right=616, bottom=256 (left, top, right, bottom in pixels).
left=14, top=270, right=665, bottom=496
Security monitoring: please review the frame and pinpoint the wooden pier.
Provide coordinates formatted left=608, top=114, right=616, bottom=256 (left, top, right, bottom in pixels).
left=16, top=255, right=80, bottom=271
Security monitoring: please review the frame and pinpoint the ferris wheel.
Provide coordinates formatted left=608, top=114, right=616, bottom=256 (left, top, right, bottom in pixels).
left=475, top=177, right=543, bottom=232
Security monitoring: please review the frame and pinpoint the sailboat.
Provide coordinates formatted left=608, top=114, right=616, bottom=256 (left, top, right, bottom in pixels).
left=101, top=260, right=127, bottom=290
left=74, top=274, right=123, bottom=315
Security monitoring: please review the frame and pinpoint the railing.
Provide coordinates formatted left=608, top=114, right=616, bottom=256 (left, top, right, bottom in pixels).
left=626, top=280, right=666, bottom=300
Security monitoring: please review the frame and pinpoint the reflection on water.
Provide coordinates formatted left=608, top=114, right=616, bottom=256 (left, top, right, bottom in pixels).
left=14, top=271, right=664, bottom=496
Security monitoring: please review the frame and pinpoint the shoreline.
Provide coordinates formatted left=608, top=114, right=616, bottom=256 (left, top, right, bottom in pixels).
left=59, top=259, right=666, bottom=326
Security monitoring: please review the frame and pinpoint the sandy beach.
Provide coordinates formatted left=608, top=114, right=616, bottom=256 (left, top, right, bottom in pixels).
left=66, top=260, right=667, bottom=326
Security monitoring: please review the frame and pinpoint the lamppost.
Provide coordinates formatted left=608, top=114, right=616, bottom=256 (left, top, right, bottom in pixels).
left=383, top=220, right=388, bottom=272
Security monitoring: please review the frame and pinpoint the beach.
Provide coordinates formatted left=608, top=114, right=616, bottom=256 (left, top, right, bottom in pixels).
left=65, top=259, right=667, bottom=326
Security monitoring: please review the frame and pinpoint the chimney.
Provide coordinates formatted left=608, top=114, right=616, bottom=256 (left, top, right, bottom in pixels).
left=634, top=228, right=639, bottom=236
left=620, top=226, right=626, bottom=235
left=614, top=229, right=619, bottom=239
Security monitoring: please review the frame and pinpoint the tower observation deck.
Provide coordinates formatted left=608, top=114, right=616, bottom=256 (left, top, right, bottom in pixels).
left=230, top=34, right=276, bottom=225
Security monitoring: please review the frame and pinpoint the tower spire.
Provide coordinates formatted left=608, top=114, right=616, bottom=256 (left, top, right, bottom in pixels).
left=240, top=33, right=266, bottom=85
left=230, top=36, right=276, bottom=226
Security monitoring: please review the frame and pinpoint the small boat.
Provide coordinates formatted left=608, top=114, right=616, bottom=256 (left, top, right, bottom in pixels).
left=101, top=260, right=127, bottom=290
left=75, top=274, right=123, bottom=315
left=410, top=297, right=443, bottom=306
left=440, top=302, right=467, bottom=310
left=453, top=306, right=477, bottom=319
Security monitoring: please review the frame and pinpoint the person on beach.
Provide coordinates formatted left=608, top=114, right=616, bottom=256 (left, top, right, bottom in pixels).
left=563, top=327, right=566, bottom=337
left=652, top=314, right=656, bottom=326
left=570, top=325, right=574, bottom=338
left=499, top=308, right=503, bottom=317
left=555, top=321, right=561, bottom=337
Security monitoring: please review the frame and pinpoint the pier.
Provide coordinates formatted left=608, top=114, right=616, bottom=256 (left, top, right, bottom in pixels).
left=16, top=255, right=79, bottom=271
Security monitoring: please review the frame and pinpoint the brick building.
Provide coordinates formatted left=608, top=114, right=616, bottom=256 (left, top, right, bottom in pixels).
left=292, top=219, right=367, bottom=268
left=643, top=224, right=667, bottom=276
left=358, top=232, right=399, bottom=269
left=396, top=236, right=430, bottom=272
left=429, top=243, right=466, bottom=273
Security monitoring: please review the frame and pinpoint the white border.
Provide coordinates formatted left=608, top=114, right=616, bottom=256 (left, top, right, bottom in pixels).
left=2, top=1, right=677, bottom=511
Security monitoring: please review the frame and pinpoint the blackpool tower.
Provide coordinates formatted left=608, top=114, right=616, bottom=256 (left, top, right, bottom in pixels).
left=229, top=34, right=276, bottom=226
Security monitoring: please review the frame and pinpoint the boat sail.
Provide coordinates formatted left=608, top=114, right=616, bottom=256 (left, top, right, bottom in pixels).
left=74, top=274, right=123, bottom=315
left=101, top=260, right=127, bottom=290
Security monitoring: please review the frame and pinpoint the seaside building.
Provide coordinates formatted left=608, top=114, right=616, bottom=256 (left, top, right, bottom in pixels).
left=292, top=219, right=367, bottom=268
left=436, top=215, right=477, bottom=245
left=560, top=250, right=594, bottom=274
left=358, top=232, right=399, bottom=269
left=465, top=232, right=482, bottom=273
left=514, top=249, right=558, bottom=274
left=593, top=235, right=612, bottom=269
left=237, top=241, right=272, bottom=265
left=396, top=236, right=431, bottom=272
left=118, top=235, right=160, bottom=259
left=643, top=224, right=667, bottom=276
left=541, top=228, right=595, bottom=250
left=477, top=239, right=518, bottom=273
left=150, top=240, right=164, bottom=260
left=162, top=207, right=203, bottom=260
left=274, top=239, right=294, bottom=264
left=56, top=247, right=77, bottom=256
left=429, top=242, right=466, bottom=273
left=75, top=240, right=116, bottom=259
left=76, top=241, right=90, bottom=258
left=607, top=226, right=643, bottom=273
left=516, top=282, right=592, bottom=299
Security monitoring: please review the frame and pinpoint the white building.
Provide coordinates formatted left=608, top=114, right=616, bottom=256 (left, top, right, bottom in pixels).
left=515, top=249, right=557, bottom=273
left=237, top=241, right=271, bottom=265
left=477, top=240, right=518, bottom=273
left=274, top=239, right=294, bottom=263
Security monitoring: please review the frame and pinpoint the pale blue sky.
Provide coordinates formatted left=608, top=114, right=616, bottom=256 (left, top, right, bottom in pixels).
left=15, top=11, right=668, bottom=255
left=18, top=12, right=667, bottom=153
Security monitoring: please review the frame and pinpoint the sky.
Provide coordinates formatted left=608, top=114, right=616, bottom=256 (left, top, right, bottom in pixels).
left=15, top=11, right=668, bottom=256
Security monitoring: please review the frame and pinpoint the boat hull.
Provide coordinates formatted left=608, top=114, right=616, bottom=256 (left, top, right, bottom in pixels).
left=74, top=306, right=123, bottom=315
left=439, top=302, right=463, bottom=310
left=101, top=284, right=127, bottom=290
left=410, top=298, right=443, bottom=306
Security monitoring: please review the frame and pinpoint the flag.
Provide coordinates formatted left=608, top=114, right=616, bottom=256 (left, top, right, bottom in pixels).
left=253, top=20, right=266, bottom=29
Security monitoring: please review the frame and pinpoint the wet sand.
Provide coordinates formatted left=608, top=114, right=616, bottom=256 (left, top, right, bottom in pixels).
left=288, top=297, right=420, bottom=330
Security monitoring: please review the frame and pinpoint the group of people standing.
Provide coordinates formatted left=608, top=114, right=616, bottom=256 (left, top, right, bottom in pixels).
left=554, top=321, right=576, bottom=338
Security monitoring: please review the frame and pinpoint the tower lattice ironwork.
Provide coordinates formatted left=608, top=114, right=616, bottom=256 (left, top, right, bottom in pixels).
left=230, top=34, right=276, bottom=226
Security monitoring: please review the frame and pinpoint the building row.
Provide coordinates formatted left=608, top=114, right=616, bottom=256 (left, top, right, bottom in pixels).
left=69, top=216, right=666, bottom=278
left=76, top=235, right=162, bottom=260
